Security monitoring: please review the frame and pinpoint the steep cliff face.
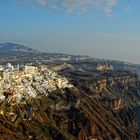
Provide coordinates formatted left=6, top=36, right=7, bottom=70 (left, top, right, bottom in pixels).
left=0, top=74, right=138, bottom=139
left=59, top=69, right=140, bottom=139
left=0, top=87, right=138, bottom=140
left=0, top=69, right=139, bottom=139
left=67, top=72, right=140, bottom=110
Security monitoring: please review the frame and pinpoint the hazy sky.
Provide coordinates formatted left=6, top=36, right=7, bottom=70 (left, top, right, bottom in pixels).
left=0, top=0, right=140, bottom=64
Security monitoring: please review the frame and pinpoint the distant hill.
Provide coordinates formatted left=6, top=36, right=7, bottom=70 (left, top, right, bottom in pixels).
left=0, top=42, right=38, bottom=52
left=0, top=42, right=94, bottom=64
left=0, top=42, right=139, bottom=76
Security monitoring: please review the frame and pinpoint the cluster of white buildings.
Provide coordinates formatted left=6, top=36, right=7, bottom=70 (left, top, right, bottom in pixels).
left=0, top=63, right=73, bottom=105
left=96, top=64, right=114, bottom=71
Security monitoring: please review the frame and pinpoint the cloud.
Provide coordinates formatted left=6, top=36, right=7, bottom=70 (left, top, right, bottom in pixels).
left=124, top=6, right=131, bottom=12
left=23, top=0, right=118, bottom=14
left=36, top=0, right=48, bottom=5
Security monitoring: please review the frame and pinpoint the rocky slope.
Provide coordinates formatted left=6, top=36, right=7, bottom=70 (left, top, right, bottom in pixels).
left=0, top=65, right=139, bottom=140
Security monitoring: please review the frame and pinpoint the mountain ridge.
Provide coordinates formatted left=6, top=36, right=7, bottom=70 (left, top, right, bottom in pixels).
left=0, top=42, right=139, bottom=64
left=0, top=42, right=140, bottom=75
left=0, top=42, right=38, bottom=52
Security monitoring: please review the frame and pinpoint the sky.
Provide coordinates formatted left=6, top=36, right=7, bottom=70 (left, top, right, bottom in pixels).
left=0, top=0, right=140, bottom=64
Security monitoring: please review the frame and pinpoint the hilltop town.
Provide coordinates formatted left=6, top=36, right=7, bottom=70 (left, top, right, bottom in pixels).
left=0, top=63, right=73, bottom=106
